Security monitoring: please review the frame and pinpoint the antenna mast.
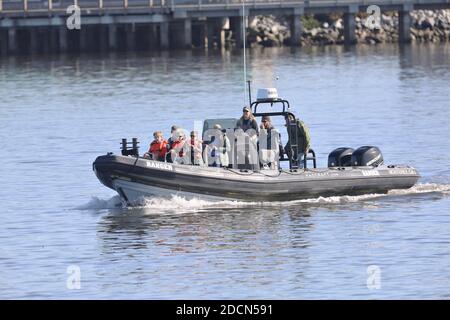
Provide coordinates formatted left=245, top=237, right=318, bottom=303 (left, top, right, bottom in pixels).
left=242, top=0, right=247, bottom=106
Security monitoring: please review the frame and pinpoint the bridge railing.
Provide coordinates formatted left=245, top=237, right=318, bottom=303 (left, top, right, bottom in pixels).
left=0, top=0, right=448, bottom=13
left=0, top=0, right=170, bottom=12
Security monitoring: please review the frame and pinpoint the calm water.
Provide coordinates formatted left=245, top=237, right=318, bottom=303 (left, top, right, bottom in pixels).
left=1, top=44, right=450, bottom=299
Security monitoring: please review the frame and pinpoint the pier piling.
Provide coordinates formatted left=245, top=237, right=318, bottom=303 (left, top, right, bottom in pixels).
left=59, top=27, right=68, bottom=53
left=160, top=22, right=169, bottom=50
left=344, top=7, right=357, bottom=45
left=8, top=28, right=17, bottom=54
left=399, top=5, right=413, bottom=43
left=290, top=9, right=304, bottom=46
left=108, top=25, right=118, bottom=51
left=182, top=19, right=192, bottom=49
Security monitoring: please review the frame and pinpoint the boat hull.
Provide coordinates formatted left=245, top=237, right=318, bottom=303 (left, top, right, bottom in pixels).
left=93, top=154, right=420, bottom=204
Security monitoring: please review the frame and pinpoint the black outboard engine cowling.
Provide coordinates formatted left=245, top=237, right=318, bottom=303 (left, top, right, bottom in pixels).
left=328, top=147, right=354, bottom=167
left=351, top=146, right=383, bottom=167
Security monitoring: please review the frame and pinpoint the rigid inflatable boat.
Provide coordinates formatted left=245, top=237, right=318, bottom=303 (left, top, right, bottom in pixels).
left=93, top=89, right=420, bottom=204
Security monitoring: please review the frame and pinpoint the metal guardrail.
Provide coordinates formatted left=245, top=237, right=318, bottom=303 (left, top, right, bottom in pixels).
left=0, top=0, right=448, bottom=13
left=0, top=0, right=169, bottom=12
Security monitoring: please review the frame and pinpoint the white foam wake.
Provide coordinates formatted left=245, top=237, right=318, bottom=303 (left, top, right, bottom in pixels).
left=78, top=183, right=450, bottom=211
left=289, top=182, right=450, bottom=205
left=75, top=195, right=123, bottom=210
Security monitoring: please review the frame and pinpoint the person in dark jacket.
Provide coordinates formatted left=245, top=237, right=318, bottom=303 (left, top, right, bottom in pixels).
left=235, top=107, right=259, bottom=170
left=167, top=125, right=178, bottom=150
left=235, top=107, right=259, bottom=134
left=259, top=116, right=283, bottom=169
left=166, top=125, right=178, bottom=162
left=284, top=114, right=311, bottom=168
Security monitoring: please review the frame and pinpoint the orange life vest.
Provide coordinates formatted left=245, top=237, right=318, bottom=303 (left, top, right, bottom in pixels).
left=149, top=139, right=168, bottom=161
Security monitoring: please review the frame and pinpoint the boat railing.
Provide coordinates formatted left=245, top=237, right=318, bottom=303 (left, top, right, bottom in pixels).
left=121, top=138, right=140, bottom=156
left=251, top=99, right=291, bottom=115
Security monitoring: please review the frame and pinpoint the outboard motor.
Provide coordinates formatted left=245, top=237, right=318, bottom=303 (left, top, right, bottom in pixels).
left=328, top=147, right=354, bottom=167
left=351, top=146, right=383, bottom=167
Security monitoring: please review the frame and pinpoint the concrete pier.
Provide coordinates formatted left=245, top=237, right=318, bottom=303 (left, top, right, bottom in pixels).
left=98, top=25, right=108, bottom=52
left=290, top=14, right=303, bottom=46
left=343, top=10, right=357, bottom=45
left=80, top=27, right=90, bottom=52
left=399, top=6, right=413, bottom=43
left=149, top=24, right=158, bottom=50
left=49, top=27, right=58, bottom=53
left=0, top=30, right=6, bottom=56
left=191, top=19, right=208, bottom=48
left=8, top=28, right=17, bottom=54
left=199, top=20, right=208, bottom=48
left=126, top=24, right=136, bottom=51
left=0, top=0, right=449, bottom=55
left=59, top=27, right=68, bottom=53
left=230, top=15, right=247, bottom=48
left=172, top=19, right=192, bottom=49
left=182, top=19, right=192, bottom=49
left=108, top=25, right=118, bottom=51
left=207, top=17, right=228, bottom=48
left=160, top=22, right=169, bottom=50
left=30, top=28, right=39, bottom=54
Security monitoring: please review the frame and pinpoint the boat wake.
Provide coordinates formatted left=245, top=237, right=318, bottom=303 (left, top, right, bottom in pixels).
left=78, top=182, right=450, bottom=211
left=75, top=195, right=123, bottom=210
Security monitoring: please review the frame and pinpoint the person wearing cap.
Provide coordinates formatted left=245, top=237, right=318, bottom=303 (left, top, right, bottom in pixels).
left=235, top=107, right=259, bottom=170
left=167, top=125, right=178, bottom=148
left=260, top=115, right=274, bottom=130
left=189, top=130, right=204, bottom=166
left=236, top=107, right=259, bottom=134
left=258, top=116, right=282, bottom=169
left=166, top=125, right=179, bottom=162
left=284, top=114, right=311, bottom=169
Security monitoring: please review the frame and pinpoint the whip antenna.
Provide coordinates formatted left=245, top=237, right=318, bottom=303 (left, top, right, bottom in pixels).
left=242, top=0, right=247, bottom=106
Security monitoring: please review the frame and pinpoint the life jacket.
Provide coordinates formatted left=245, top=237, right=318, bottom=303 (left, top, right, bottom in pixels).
left=149, top=139, right=168, bottom=160
left=171, top=140, right=186, bottom=157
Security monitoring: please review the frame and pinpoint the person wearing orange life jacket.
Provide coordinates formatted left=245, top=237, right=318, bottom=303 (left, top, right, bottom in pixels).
left=144, top=131, right=168, bottom=161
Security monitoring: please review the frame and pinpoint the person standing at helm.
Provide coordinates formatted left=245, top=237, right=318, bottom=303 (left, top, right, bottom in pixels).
left=235, top=107, right=259, bottom=170
left=260, top=115, right=274, bottom=130
left=259, top=116, right=282, bottom=169
left=235, top=106, right=259, bottom=134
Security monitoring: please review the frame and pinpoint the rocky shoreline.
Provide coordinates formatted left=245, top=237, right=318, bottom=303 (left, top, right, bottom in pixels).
left=245, top=10, right=450, bottom=46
